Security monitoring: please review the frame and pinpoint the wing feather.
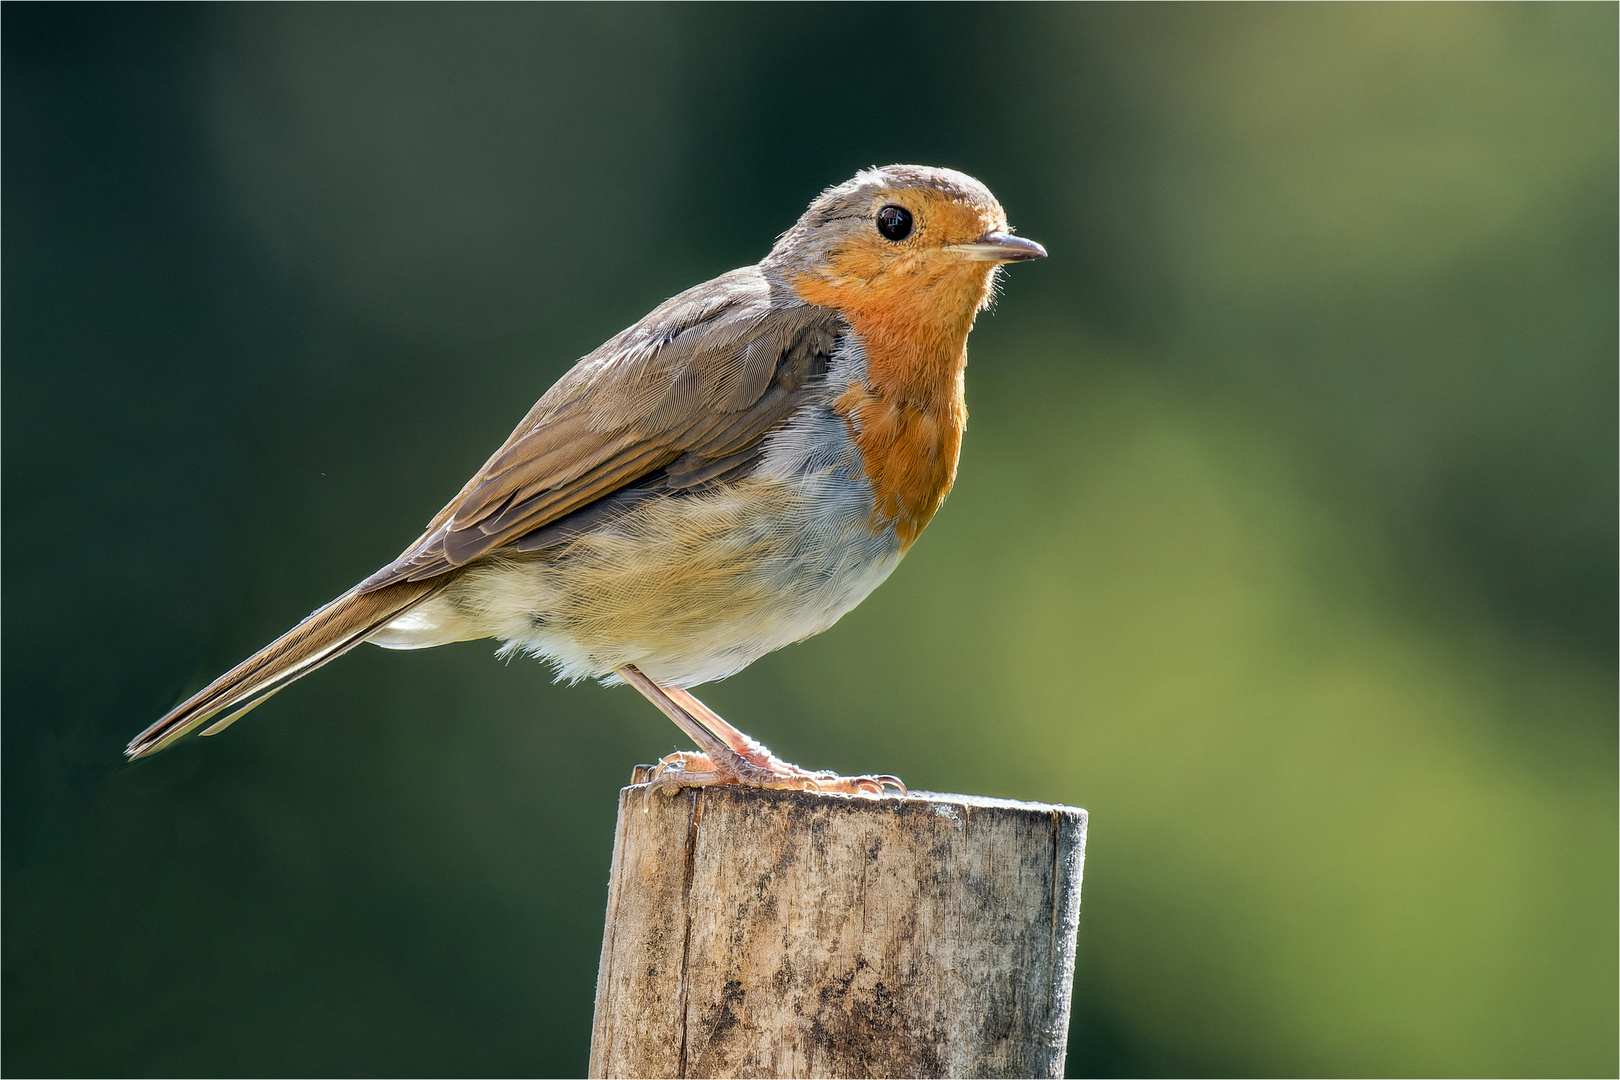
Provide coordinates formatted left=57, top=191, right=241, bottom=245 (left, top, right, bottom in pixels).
left=360, top=269, right=842, bottom=591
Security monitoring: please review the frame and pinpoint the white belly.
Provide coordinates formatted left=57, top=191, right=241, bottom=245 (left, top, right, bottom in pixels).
left=372, top=392, right=902, bottom=687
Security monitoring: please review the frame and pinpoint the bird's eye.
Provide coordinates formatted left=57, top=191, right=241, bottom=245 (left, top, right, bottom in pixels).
left=876, top=205, right=913, bottom=242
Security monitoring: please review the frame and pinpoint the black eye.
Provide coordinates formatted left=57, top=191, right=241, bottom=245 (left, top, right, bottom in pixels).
left=876, top=205, right=913, bottom=241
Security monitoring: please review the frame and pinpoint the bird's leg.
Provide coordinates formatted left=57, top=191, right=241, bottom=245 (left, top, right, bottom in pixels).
left=618, top=665, right=905, bottom=798
left=616, top=665, right=778, bottom=799
left=666, top=685, right=905, bottom=795
left=660, top=685, right=778, bottom=767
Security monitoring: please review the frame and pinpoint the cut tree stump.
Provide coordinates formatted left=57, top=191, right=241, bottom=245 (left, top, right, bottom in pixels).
left=589, top=768, right=1087, bottom=1079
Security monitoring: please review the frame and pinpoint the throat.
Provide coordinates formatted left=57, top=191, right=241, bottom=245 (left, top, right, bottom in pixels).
left=832, top=318, right=971, bottom=553
left=789, top=263, right=993, bottom=553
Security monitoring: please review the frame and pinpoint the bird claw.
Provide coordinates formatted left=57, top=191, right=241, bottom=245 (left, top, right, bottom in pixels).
left=785, top=769, right=908, bottom=796
left=642, top=752, right=719, bottom=808
left=861, top=774, right=909, bottom=795
left=641, top=749, right=905, bottom=808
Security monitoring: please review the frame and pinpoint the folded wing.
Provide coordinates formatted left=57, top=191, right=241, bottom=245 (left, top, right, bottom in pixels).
left=130, top=269, right=844, bottom=758
left=365, top=267, right=843, bottom=586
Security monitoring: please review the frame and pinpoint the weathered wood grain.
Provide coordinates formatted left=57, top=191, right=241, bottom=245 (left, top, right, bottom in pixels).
left=589, top=771, right=1087, bottom=1079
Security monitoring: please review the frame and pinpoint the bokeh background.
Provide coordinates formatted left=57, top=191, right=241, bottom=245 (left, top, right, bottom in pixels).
left=5, top=4, right=1615, bottom=1076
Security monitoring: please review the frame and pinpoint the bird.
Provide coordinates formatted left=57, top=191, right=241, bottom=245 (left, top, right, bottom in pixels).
left=126, top=164, right=1046, bottom=796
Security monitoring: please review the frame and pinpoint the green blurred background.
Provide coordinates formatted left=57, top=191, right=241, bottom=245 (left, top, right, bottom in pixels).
left=5, top=3, right=1615, bottom=1076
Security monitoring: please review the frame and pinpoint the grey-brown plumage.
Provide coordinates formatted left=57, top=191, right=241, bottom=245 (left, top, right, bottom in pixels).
left=127, top=164, right=1045, bottom=795
left=126, top=580, right=444, bottom=757
left=363, top=271, right=842, bottom=588
left=127, top=269, right=841, bottom=758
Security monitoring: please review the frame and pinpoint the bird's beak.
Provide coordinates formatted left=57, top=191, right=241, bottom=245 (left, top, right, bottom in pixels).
left=945, top=231, right=1048, bottom=263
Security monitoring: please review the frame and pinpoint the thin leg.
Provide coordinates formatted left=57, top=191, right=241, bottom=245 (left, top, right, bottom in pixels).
left=615, top=666, right=779, bottom=795
left=670, top=685, right=906, bottom=794
left=620, top=666, right=906, bottom=798
left=615, top=665, right=736, bottom=765
left=661, top=685, right=773, bottom=763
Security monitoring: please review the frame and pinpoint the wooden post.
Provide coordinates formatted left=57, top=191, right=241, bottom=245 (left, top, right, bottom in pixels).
left=589, top=769, right=1087, bottom=1079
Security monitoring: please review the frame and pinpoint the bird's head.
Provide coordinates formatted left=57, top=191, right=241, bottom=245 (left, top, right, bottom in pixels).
left=767, top=165, right=1046, bottom=332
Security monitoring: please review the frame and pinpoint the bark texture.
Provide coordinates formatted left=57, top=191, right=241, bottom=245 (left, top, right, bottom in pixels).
left=589, top=771, right=1087, bottom=1079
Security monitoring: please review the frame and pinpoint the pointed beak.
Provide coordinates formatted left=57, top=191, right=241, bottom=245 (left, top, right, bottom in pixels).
left=945, top=231, right=1048, bottom=263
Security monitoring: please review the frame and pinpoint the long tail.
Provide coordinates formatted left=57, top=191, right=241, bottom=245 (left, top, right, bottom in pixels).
left=126, top=578, right=445, bottom=759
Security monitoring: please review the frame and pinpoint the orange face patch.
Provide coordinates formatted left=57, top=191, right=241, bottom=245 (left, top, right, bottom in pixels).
left=789, top=186, right=1005, bottom=551
left=790, top=187, right=1005, bottom=398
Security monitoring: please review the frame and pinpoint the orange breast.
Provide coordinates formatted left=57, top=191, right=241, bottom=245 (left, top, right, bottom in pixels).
left=819, top=298, right=974, bottom=553
left=832, top=372, right=965, bottom=552
left=791, top=247, right=992, bottom=554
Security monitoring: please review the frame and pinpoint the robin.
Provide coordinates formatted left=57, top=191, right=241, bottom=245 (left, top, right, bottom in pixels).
left=126, top=164, right=1046, bottom=795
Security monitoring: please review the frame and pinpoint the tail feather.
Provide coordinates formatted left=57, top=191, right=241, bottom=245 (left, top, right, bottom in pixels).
left=126, top=579, right=444, bottom=759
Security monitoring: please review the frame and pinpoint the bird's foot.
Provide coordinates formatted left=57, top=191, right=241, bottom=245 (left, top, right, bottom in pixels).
left=644, top=747, right=905, bottom=804
left=615, top=665, right=903, bottom=806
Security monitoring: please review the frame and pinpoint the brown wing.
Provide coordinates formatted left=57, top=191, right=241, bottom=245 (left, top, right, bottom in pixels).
left=359, top=268, right=843, bottom=591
